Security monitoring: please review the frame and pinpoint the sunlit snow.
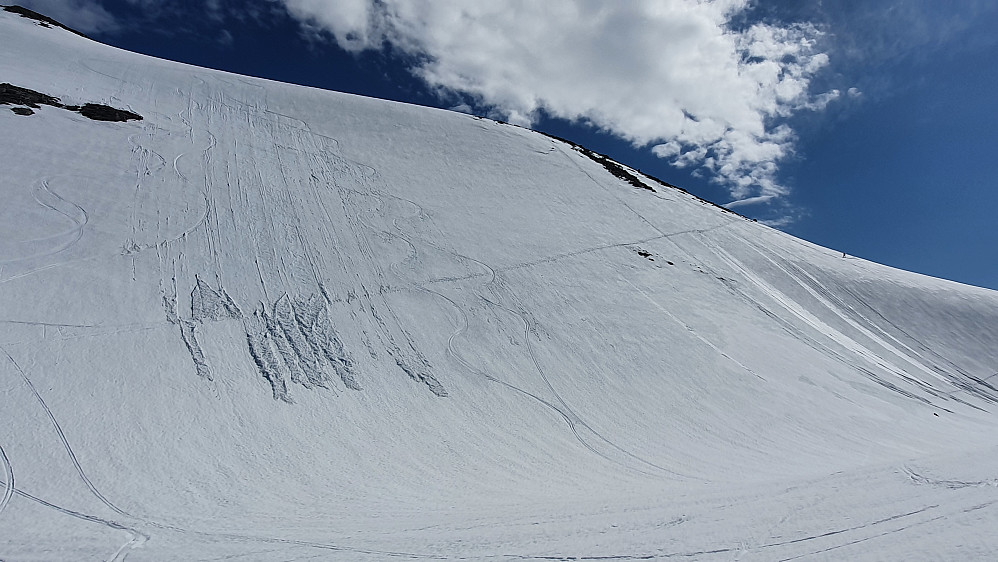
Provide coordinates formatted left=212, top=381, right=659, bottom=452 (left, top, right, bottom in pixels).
left=2, top=9, right=998, bottom=560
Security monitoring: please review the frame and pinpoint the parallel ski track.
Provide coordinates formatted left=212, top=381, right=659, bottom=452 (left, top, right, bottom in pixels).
left=700, top=233, right=950, bottom=397
left=29, top=177, right=88, bottom=256
left=336, top=159, right=445, bottom=395
left=671, top=231, right=959, bottom=411
left=1, top=346, right=131, bottom=519
left=0, top=340, right=437, bottom=559
left=747, top=234, right=998, bottom=405
left=1, top=344, right=150, bottom=560
left=739, top=237, right=962, bottom=392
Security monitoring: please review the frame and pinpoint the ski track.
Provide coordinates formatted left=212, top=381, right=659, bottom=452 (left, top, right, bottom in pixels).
left=1, top=346, right=132, bottom=519
left=137, top=86, right=441, bottom=397
left=622, top=276, right=766, bottom=383
left=749, top=236, right=998, bottom=405
left=706, top=233, right=983, bottom=407
left=2, top=472, right=957, bottom=562
left=333, top=157, right=447, bottom=396
left=7, top=487, right=148, bottom=561
left=0, top=441, right=13, bottom=517
left=2, top=177, right=89, bottom=264
left=0, top=339, right=433, bottom=560
left=740, top=239, right=964, bottom=393
left=1, top=344, right=149, bottom=560
left=667, top=231, right=957, bottom=409
left=5, top=41, right=996, bottom=560
left=379, top=186, right=692, bottom=480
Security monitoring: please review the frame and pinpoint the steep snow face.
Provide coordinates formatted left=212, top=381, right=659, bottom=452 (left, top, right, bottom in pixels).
left=2, top=10, right=998, bottom=561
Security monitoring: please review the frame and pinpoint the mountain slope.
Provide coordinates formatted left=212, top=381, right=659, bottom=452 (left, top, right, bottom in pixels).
left=2, top=9, right=998, bottom=560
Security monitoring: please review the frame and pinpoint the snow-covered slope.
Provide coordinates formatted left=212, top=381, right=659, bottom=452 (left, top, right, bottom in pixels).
left=2, top=9, right=998, bottom=560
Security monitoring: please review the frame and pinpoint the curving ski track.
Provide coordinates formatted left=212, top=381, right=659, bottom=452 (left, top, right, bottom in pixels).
left=0, top=441, right=13, bottom=517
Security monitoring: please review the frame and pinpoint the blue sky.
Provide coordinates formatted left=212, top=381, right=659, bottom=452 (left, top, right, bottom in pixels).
left=19, top=0, right=998, bottom=290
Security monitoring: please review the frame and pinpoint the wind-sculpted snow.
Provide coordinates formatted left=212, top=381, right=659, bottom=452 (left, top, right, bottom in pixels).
left=3, top=9, right=998, bottom=561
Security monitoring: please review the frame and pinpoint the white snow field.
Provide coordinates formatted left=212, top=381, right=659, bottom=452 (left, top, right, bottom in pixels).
left=2, top=9, right=998, bottom=561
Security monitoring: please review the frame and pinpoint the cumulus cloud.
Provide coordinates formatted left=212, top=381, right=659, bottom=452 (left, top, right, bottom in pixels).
left=278, top=0, right=836, bottom=204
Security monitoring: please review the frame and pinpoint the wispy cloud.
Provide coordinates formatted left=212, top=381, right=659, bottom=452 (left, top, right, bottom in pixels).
left=18, top=0, right=117, bottom=33
left=277, top=0, right=838, bottom=207
left=818, top=0, right=998, bottom=65
left=46, top=0, right=280, bottom=46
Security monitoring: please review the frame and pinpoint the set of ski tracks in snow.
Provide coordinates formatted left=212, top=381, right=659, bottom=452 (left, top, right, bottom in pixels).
left=686, top=229, right=988, bottom=411
left=0, top=340, right=449, bottom=560
left=6, top=63, right=991, bottom=558
left=0, top=176, right=91, bottom=288
left=1, top=344, right=148, bottom=560
left=367, top=178, right=692, bottom=480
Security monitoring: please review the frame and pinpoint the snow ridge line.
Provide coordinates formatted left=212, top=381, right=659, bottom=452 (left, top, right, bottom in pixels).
left=164, top=274, right=213, bottom=380
left=165, top=264, right=361, bottom=400
left=245, top=308, right=292, bottom=402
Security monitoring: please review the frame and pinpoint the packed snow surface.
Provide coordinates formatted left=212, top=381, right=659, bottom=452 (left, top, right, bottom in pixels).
left=2, top=10, right=998, bottom=560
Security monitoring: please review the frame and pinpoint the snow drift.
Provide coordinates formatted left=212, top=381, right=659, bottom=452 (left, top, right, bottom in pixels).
left=2, top=7, right=998, bottom=560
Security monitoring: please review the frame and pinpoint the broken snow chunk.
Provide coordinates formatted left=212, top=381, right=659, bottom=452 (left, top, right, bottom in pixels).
left=191, top=276, right=242, bottom=322
left=245, top=308, right=293, bottom=403
left=236, top=293, right=362, bottom=401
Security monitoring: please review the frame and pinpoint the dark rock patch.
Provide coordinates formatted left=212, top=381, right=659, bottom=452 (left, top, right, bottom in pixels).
left=0, top=82, right=142, bottom=122
left=78, top=103, right=143, bottom=122
left=584, top=148, right=655, bottom=192
left=0, top=82, right=61, bottom=108
left=532, top=128, right=749, bottom=220
left=3, top=5, right=90, bottom=38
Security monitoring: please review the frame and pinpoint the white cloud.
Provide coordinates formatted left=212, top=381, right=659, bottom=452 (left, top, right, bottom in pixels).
left=277, top=0, right=837, bottom=204
left=725, top=195, right=776, bottom=209
left=281, top=0, right=375, bottom=50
